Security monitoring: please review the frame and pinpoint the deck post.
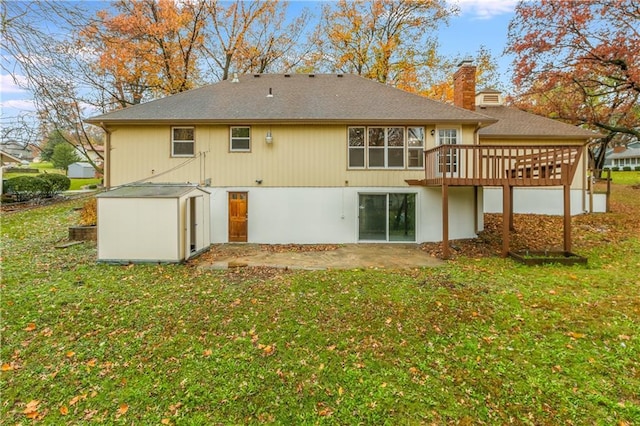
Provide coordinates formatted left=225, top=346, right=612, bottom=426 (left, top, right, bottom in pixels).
left=509, top=185, right=515, bottom=231
left=442, top=184, right=450, bottom=259
left=502, top=184, right=511, bottom=257
left=563, top=183, right=571, bottom=252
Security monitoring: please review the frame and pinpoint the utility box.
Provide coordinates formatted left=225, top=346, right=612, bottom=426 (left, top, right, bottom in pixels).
left=97, top=184, right=211, bottom=263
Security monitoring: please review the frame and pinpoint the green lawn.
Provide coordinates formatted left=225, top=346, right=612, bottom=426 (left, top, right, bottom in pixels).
left=1, top=188, right=639, bottom=424
left=609, top=170, right=640, bottom=185
left=3, top=162, right=101, bottom=191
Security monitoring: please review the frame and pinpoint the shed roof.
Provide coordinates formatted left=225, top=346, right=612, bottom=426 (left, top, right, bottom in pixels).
left=476, top=105, right=601, bottom=140
left=97, top=184, right=208, bottom=199
left=86, top=74, right=495, bottom=126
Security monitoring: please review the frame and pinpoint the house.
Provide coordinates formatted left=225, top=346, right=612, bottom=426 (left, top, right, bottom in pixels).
left=605, top=145, right=640, bottom=170
left=0, top=140, right=35, bottom=162
left=68, top=162, right=96, bottom=178
left=74, top=144, right=105, bottom=164
left=86, top=64, right=599, bottom=258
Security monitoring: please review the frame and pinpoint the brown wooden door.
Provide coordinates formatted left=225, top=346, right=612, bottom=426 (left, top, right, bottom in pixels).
left=228, top=192, right=248, bottom=242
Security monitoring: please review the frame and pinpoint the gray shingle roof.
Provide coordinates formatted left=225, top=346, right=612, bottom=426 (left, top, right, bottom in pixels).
left=477, top=105, right=601, bottom=139
left=86, top=74, right=495, bottom=125
left=608, top=147, right=640, bottom=160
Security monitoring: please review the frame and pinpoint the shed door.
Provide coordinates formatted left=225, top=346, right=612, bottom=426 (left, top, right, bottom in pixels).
left=185, top=195, right=205, bottom=260
left=228, top=192, right=248, bottom=242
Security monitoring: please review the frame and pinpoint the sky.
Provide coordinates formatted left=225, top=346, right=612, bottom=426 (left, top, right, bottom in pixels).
left=0, top=0, right=518, bottom=125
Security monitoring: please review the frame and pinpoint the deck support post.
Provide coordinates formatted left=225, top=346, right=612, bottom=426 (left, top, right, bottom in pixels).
left=442, top=184, right=450, bottom=259
left=563, top=183, right=571, bottom=252
left=502, top=184, right=511, bottom=257
left=509, top=186, right=515, bottom=231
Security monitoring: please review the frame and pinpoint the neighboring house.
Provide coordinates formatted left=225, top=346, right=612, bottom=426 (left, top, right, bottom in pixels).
left=0, top=140, right=35, bottom=162
left=74, top=144, right=104, bottom=164
left=87, top=64, right=600, bottom=258
left=1, top=150, right=23, bottom=166
left=605, top=145, right=640, bottom=170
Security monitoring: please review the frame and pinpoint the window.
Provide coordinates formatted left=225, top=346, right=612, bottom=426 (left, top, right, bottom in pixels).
left=348, top=127, right=365, bottom=168
left=348, top=126, right=423, bottom=169
left=358, top=193, right=416, bottom=242
left=230, top=127, right=250, bottom=152
left=407, top=127, right=424, bottom=168
left=437, top=128, right=459, bottom=173
left=172, top=127, right=195, bottom=157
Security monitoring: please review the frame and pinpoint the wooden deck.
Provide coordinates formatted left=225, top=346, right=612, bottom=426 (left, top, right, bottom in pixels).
left=407, top=144, right=584, bottom=259
left=407, top=145, right=582, bottom=187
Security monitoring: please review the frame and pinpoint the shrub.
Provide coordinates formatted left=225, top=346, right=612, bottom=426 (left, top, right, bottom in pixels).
left=622, top=166, right=632, bottom=171
left=79, top=198, right=97, bottom=226
left=635, top=166, right=640, bottom=171
left=3, top=176, right=49, bottom=202
left=38, top=173, right=71, bottom=197
left=611, top=166, right=620, bottom=171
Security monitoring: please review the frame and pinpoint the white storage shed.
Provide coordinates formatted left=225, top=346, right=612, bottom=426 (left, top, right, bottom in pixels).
left=68, top=162, right=96, bottom=178
left=97, top=184, right=211, bottom=263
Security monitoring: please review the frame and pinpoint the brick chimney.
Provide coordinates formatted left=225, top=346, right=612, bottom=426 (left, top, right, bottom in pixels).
left=453, top=60, right=476, bottom=111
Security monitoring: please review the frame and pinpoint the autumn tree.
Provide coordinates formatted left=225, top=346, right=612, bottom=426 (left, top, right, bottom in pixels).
left=1, top=1, right=104, bottom=170
left=506, top=0, right=640, bottom=172
left=425, top=45, right=502, bottom=103
left=200, top=1, right=309, bottom=81
left=80, top=0, right=207, bottom=108
left=311, top=0, right=455, bottom=92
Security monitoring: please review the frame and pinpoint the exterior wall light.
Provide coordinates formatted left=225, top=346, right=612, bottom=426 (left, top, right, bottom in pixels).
left=265, top=130, right=273, bottom=144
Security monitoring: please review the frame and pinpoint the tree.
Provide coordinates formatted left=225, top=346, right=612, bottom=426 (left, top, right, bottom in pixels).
left=311, top=0, right=456, bottom=92
left=51, top=143, right=79, bottom=172
left=424, top=45, right=502, bottom=103
left=200, top=1, right=308, bottom=81
left=1, top=1, right=104, bottom=171
left=79, top=0, right=208, bottom=108
left=506, top=0, right=640, bottom=172
left=40, top=130, right=67, bottom=162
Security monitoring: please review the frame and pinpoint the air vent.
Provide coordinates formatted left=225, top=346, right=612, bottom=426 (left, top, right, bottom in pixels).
left=253, top=74, right=260, bottom=78
left=284, top=74, right=291, bottom=78
left=483, top=94, right=500, bottom=104
left=309, top=74, right=315, bottom=78
left=337, top=74, right=343, bottom=78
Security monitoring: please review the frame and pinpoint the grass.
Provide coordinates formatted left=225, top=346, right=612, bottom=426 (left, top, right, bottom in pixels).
left=1, top=186, right=639, bottom=424
left=3, top=162, right=101, bottom=191
left=608, top=170, right=640, bottom=185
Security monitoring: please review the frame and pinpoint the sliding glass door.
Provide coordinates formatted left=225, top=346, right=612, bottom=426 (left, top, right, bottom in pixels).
left=358, top=193, right=416, bottom=242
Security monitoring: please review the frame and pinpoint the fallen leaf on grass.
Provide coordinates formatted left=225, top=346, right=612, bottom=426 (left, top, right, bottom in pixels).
left=24, top=323, right=36, bottom=332
left=1, top=363, right=13, bottom=371
left=23, top=400, right=40, bottom=418
left=203, top=349, right=213, bottom=357
left=618, top=335, right=631, bottom=341
left=60, top=405, right=69, bottom=415
left=567, top=331, right=586, bottom=339
left=116, top=403, right=128, bottom=417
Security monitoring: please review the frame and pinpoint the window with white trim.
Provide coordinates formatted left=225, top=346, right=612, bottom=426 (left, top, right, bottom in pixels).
left=407, top=127, right=424, bottom=168
left=437, top=128, right=459, bottom=173
left=172, top=127, right=195, bottom=157
left=230, top=126, right=251, bottom=152
left=348, top=126, right=423, bottom=169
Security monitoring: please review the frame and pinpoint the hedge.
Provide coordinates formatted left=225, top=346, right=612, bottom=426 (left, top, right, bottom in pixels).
left=3, top=174, right=70, bottom=201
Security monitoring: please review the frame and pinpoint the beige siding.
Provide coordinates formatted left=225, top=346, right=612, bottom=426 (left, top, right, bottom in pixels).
left=110, top=124, right=480, bottom=188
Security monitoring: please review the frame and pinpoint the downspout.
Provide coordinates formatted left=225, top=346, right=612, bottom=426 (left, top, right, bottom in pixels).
left=473, top=124, right=482, bottom=232
left=99, top=122, right=112, bottom=189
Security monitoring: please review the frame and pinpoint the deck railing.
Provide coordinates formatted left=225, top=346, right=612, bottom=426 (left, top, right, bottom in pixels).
left=419, top=144, right=583, bottom=187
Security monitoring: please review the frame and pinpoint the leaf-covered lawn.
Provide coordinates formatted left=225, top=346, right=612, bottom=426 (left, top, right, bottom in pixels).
left=2, top=187, right=639, bottom=424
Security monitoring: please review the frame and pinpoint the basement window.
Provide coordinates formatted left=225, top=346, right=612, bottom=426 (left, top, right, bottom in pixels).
left=171, top=127, right=195, bottom=157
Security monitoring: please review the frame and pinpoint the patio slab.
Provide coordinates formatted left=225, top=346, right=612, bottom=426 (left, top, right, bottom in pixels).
left=200, top=243, right=444, bottom=270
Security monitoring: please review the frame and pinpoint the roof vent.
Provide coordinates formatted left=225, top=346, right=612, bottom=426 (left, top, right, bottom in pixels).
left=284, top=74, right=291, bottom=78
left=309, top=74, right=315, bottom=78
left=253, top=74, right=260, bottom=78
left=337, top=74, right=343, bottom=78
left=231, top=72, right=239, bottom=83
left=267, top=87, right=273, bottom=98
